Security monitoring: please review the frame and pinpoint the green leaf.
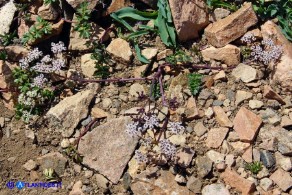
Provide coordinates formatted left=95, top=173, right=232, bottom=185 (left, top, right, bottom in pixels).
left=111, top=13, right=134, bottom=31
left=134, top=43, right=150, bottom=64
left=126, top=30, right=150, bottom=40
left=113, top=7, right=158, bottom=20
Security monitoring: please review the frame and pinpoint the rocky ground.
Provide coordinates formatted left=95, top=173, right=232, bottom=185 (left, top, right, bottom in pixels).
left=0, top=0, right=292, bottom=195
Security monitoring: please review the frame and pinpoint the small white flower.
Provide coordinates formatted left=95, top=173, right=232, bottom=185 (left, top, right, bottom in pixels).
left=143, top=114, right=159, bottom=130
left=168, top=121, right=185, bottom=134
left=51, top=41, right=66, bottom=54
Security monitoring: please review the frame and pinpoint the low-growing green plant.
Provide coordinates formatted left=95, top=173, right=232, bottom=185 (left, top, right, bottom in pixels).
left=44, top=0, right=57, bottom=5
left=91, top=42, right=111, bottom=79
left=43, top=168, right=59, bottom=182
left=13, top=42, right=66, bottom=122
left=64, top=145, right=83, bottom=163
left=0, top=31, right=17, bottom=46
left=206, top=0, right=238, bottom=11
left=245, top=161, right=262, bottom=174
left=22, top=16, right=52, bottom=44
left=188, top=73, right=203, bottom=96
left=166, top=50, right=192, bottom=65
left=74, top=2, right=91, bottom=39
left=252, top=0, right=292, bottom=41
left=240, top=46, right=252, bottom=60
left=0, top=51, right=7, bottom=61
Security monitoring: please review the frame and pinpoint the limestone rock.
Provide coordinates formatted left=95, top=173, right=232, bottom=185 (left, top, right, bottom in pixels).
left=91, top=106, right=109, bottom=119
left=221, top=168, right=256, bottom=194
left=201, top=44, right=240, bottom=66
left=46, top=86, right=99, bottom=137
left=263, top=85, right=285, bottom=105
left=261, top=21, right=292, bottom=92
left=206, top=127, right=229, bottom=148
left=213, top=106, right=233, bottom=127
left=232, top=63, right=257, bottom=83
left=78, top=117, right=138, bottom=184
left=205, top=3, right=258, bottom=47
left=69, top=14, right=108, bottom=51
left=209, top=8, right=230, bottom=22
left=80, top=53, right=96, bottom=78
left=129, top=83, right=145, bottom=97
left=249, top=100, right=264, bottom=109
left=38, top=4, right=59, bottom=21
left=37, top=152, right=68, bottom=175
left=106, top=0, right=131, bottom=15
left=141, top=48, right=158, bottom=60
left=66, top=0, right=98, bottom=11
left=202, top=184, right=230, bottom=195
left=168, top=0, right=209, bottom=42
left=0, top=45, right=29, bottom=61
left=131, top=170, right=192, bottom=195
left=23, top=160, right=37, bottom=171
left=270, top=169, right=292, bottom=191
left=106, top=38, right=133, bottom=63
left=233, top=107, right=262, bottom=142
left=0, top=1, right=17, bottom=35
left=235, top=90, right=253, bottom=106
left=175, top=147, right=195, bottom=168
left=194, top=122, right=208, bottom=137
left=69, top=181, right=84, bottom=195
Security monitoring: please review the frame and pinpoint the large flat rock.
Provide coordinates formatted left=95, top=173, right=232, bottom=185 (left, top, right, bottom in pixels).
left=78, top=117, right=139, bottom=184
left=169, top=0, right=209, bottom=42
left=205, top=3, right=257, bottom=47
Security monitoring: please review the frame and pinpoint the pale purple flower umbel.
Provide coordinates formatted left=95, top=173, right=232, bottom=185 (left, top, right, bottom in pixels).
left=126, top=122, right=142, bottom=138
left=143, top=114, right=159, bottom=130
left=160, top=139, right=176, bottom=159
left=241, top=33, right=256, bottom=44
left=134, top=150, right=148, bottom=164
left=31, top=62, right=52, bottom=73
left=41, top=55, right=52, bottom=63
left=19, top=58, right=30, bottom=69
left=52, top=59, right=66, bottom=71
left=51, top=41, right=66, bottom=54
left=168, top=121, right=185, bottom=134
left=31, top=74, right=47, bottom=88
left=27, top=48, right=43, bottom=62
left=251, top=38, right=283, bottom=65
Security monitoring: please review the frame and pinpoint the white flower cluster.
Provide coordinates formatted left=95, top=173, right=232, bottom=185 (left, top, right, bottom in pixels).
left=18, top=89, right=44, bottom=107
left=134, top=150, right=148, bottom=164
left=51, top=41, right=66, bottom=54
left=126, top=122, right=142, bottom=138
left=19, top=42, right=66, bottom=72
left=22, top=110, right=33, bottom=123
left=19, top=48, right=43, bottom=70
left=241, top=33, right=256, bottom=44
left=31, top=74, right=48, bottom=88
left=143, top=115, right=159, bottom=130
left=160, top=139, right=176, bottom=159
left=126, top=114, right=159, bottom=138
left=168, top=121, right=185, bottom=134
left=251, top=38, right=283, bottom=65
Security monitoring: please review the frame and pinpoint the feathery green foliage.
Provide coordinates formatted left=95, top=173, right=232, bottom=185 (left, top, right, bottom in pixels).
left=74, top=2, right=91, bottom=39
left=22, top=17, right=52, bottom=44
left=188, top=73, right=203, bottom=96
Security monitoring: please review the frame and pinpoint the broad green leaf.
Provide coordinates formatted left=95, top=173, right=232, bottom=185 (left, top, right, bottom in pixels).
left=111, top=13, right=134, bottom=31
left=126, top=30, right=150, bottom=40
left=113, top=7, right=157, bottom=20
left=134, top=43, right=150, bottom=64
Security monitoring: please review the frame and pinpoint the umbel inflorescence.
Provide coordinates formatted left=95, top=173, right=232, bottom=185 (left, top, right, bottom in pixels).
left=125, top=99, right=185, bottom=165
left=240, top=33, right=283, bottom=65
left=14, top=41, right=67, bottom=122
